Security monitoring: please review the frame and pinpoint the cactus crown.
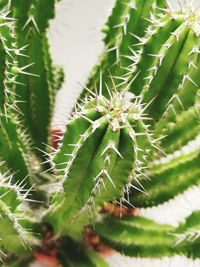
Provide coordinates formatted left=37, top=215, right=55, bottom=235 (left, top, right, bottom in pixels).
left=0, top=0, right=200, bottom=266
left=177, top=4, right=200, bottom=35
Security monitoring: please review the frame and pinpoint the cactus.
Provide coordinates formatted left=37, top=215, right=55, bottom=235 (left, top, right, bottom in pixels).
left=128, top=9, right=200, bottom=124
left=46, top=79, right=155, bottom=235
left=0, top=169, right=37, bottom=261
left=0, top=0, right=200, bottom=266
left=81, top=0, right=167, bottom=99
left=95, top=211, right=200, bottom=259
left=0, top=10, right=17, bottom=116
left=6, top=0, right=63, bottom=154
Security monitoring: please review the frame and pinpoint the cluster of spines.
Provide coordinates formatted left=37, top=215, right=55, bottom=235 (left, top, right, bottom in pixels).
left=0, top=169, right=37, bottom=260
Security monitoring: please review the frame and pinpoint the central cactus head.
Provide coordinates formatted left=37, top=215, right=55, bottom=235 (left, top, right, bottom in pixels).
left=179, top=4, right=200, bottom=36
left=47, top=78, right=156, bottom=234
left=84, top=87, right=146, bottom=132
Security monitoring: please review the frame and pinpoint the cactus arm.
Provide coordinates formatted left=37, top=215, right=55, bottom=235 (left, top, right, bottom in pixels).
left=96, top=213, right=200, bottom=259
left=130, top=145, right=200, bottom=207
left=141, top=25, right=190, bottom=111
left=128, top=14, right=183, bottom=95
left=143, top=29, right=198, bottom=121
left=85, top=0, right=137, bottom=97
left=83, top=0, right=167, bottom=99
left=95, top=215, right=175, bottom=258
left=0, top=8, right=39, bottom=187
left=0, top=173, right=37, bottom=258
left=129, top=10, right=200, bottom=133
left=155, top=46, right=200, bottom=135
left=109, top=0, right=167, bottom=89
left=157, top=93, right=200, bottom=153
left=103, top=0, right=167, bottom=46
left=8, top=0, right=58, bottom=152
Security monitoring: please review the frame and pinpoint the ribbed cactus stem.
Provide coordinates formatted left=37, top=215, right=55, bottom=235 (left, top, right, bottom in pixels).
left=46, top=75, right=156, bottom=235
left=82, top=0, right=167, bottom=100
left=130, top=135, right=200, bottom=207
left=95, top=215, right=176, bottom=258
left=6, top=0, right=63, bottom=153
left=157, top=90, right=200, bottom=153
left=0, top=170, right=37, bottom=259
left=0, top=10, right=20, bottom=117
left=170, top=210, right=200, bottom=258
left=129, top=5, right=200, bottom=128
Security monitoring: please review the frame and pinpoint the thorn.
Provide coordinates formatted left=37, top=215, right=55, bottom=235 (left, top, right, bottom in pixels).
left=101, top=142, right=123, bottom=159
left=103, top=168, right=115, bottom=188
left=99, top=70, right=103, bottom=96
left=78, top=82, right=96, bottom=97
left=129, top=184, right=149, bottom=195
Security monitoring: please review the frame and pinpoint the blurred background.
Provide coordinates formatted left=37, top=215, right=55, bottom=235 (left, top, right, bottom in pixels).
left=48, top=1, right=200, bottom=266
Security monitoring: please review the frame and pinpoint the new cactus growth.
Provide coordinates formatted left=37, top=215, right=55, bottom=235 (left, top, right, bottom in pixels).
left=0, top=0, right=200, bottom=266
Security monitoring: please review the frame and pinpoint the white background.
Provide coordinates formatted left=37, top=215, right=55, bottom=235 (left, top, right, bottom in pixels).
left=46, top=1, right=200, bottom=266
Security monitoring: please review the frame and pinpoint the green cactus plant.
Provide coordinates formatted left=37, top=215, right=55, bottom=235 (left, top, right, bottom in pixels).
left=0, top=0, right=200, bottom=266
